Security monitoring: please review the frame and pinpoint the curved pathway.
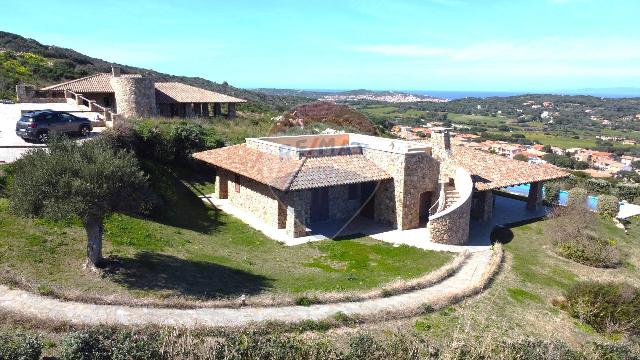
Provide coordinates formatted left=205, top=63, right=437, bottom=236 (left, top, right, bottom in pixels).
left=0, top=250, right=493, bottom=327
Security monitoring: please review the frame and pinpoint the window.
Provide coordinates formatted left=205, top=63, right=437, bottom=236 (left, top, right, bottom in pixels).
left=348, top=183, right=359, bottom=200
left=234, top=174, right=241, bottom=193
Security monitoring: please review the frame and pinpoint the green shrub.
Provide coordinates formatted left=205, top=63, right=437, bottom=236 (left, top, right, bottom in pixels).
left=564, top=282, right=640, bottom=336
left=544, top=182, right=562, bottom=203
left=207, top=331, right=338, bottom=360
left=597, top=195, right=620, bottom=218
left=546, top=206, right=620, bottom=268
left=567, top=187, right=588, bottom=208
left=616, top=184, right=640, bottom=202
left=0, top=332, right=42, bottom=360
left=169, top=122, right=207, bottom=160
left=586, top=178, right=612, bottom=195
left=295, top=296, right=318, bottom=306
left=555, top=235, right=620, bottom=268
left=592, top=342, right=640, bottom=360
left=104, top=120, right=209, bottom=163
left=497, top=338, right=582, bottom=360
left=61, top=328, right=161, bottom=360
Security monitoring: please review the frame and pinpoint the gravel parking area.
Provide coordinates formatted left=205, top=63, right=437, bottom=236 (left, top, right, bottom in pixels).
left=0, top=102, right=104, bottom=163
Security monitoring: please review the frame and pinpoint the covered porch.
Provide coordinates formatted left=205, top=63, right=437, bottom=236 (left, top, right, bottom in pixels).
left=154, top=82, right=245, bottom=119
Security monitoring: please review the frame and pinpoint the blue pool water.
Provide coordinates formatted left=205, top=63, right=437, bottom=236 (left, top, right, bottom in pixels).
left=503, top=184, right=613, bottom=212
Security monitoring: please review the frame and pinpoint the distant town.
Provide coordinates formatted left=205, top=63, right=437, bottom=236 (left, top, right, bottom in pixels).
left=321, top=92, right=448, bottom=103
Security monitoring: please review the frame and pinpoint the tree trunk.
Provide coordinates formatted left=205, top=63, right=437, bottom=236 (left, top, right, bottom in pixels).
left=84, top=217, right=104, bottom=268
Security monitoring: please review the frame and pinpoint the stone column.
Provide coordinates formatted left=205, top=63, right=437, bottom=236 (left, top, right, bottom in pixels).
left=214, top=103, right=222, bottom=117
left=285, top=190, right=308, bottom=238
left=227, top=103, right=237, bottom=119
left=76, top=94, right=84, bottom=106
left=481, top=191, right=493, bottom=221
left=215, top=170, right=229, bottom=199
left=185, top=103, right=193, bottom=118
left=527, top=181, right=544, bottom=210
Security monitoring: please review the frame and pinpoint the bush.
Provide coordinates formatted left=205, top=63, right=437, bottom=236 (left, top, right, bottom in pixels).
left=592, top=342, right=640, bottom=360
left=0, top=332, right=42, bottom=360
left=61, top=328, right=161, bottom=360
left=586, top=178, right=612, bottom=195
left=546, top=207, right=620, bottom=268
left=564, top=282, right=640, bottom=336
left=616, top=184, right=640, bottom=202
left=598, top=195, right=620, bottom=218
left=544, top=182, right=562, bottom=203
left=567, top=187, right=588, bottom=208
left=104, top=120, right=209, bottom=163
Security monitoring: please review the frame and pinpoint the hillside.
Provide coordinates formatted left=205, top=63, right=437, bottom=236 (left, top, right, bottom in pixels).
left=0, top=31, right=310, bottom=110
left=270, top=101, right=378, bottom=135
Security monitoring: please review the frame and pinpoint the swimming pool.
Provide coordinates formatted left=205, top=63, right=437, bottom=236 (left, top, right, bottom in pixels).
left=503, top=184, right=613, bottom=212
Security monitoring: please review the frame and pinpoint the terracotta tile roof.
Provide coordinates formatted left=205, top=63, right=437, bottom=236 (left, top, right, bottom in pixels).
left=42, top=74, right=246, bottom=103
left=289, top=155, right=392, bottom=190
left=41, top=73, right=141, bottom=93
left=154, top=82, right=246, bottom=103
left=450, top=145, right=569, bottom=191
left=192, top=145, right=391, bottom=191
left=192, top=144, right=302, bottom=191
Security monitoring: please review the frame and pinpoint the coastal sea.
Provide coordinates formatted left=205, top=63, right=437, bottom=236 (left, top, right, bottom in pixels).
left=407, top=90, right=523, bottom=100
left=406, top=89, right=640, bottom=100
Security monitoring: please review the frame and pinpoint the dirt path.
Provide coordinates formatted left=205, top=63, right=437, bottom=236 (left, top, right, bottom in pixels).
left=0, top=250, right=493, bottom=327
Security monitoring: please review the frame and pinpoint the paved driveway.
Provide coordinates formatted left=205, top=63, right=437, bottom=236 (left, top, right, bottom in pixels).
left=0, top=102, right=103, bottom=162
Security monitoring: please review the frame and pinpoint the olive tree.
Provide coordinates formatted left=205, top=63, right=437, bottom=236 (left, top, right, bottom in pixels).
left=8, top=137, right=147, bottom=268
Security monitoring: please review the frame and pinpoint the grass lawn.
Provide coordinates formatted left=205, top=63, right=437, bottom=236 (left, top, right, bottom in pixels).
left=0, top=162, right=452, bottom=302
left=407, top=213, right=640, bottom=346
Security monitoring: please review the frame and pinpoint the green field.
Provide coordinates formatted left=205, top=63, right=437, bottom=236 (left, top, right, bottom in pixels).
left=407, top=214, right=640, bottom=345
left=0, top=163, right=451, bottom=302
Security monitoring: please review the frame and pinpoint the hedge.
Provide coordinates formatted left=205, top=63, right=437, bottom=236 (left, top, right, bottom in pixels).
left=597, top=195, right=620, bottom=218
left=567, top=187, right=588, bottom=208
left=0, top=332, right=42, bottom=360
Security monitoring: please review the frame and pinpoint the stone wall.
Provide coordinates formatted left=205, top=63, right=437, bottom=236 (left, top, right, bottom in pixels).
left=225, top=174, right=282, bottom=229
left=362, top=147, right=439, bottom=229
left=286, top=190, right=310, bottom=237
left=110, top=76, right=156, bottom=118
left=327, top=185, right=363, bottom=221
left=427, top=168, right=473, bottom=245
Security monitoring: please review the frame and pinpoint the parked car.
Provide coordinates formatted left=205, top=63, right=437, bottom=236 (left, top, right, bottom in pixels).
left=15, top=110, right=93, bottom=143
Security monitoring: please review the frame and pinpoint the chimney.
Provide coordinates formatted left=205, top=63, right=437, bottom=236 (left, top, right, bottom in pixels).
left=431, top=127, right=451, bottom=160
left=111, top=65, right=121, bottom=77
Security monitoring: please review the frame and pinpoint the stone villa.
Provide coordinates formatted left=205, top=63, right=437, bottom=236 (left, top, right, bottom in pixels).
left=193, top=129, right=568, bottom=245
left=16, top=66, right=245, bottom=122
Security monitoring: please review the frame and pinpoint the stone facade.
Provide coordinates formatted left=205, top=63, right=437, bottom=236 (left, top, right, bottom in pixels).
left=285, top=190, right=309, bottom=237
left=110, top=76, right=157, bottom=118
left=224, top=173, right=283, bottom=229
left=427, top=168, right=473, bottom=245
left=362, top=147, right=439, bottom=229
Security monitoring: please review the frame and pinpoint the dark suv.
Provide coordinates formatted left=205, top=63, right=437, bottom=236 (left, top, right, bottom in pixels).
left=16, top=110, right=93, bottom=143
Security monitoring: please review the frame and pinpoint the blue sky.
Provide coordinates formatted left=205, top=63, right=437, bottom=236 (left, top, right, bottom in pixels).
left=2, top=0, right=639, bottom=91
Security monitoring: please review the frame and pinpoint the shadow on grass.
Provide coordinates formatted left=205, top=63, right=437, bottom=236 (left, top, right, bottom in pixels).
left=105, top=252, right=272, bottom=298
left=141, top=161, right=223, bottom=234
left=491, top=226, right=514, bottom=244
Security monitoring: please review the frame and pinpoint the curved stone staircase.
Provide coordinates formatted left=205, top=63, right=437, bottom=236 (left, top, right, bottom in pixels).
left=443, top=184, right=460, bottom=210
